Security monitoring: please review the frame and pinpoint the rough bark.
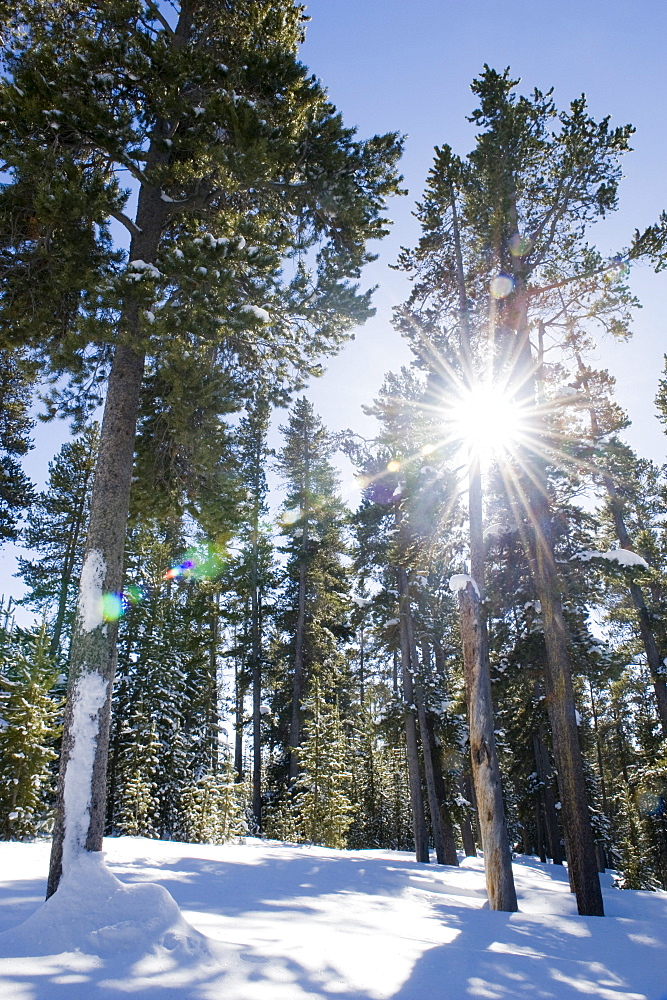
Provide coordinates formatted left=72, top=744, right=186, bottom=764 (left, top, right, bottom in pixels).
left=459, top=773, right=479, bottom=856
left=533, top=727, right=564, bottom=864
left=397, top=567, right=429, bottom=863
left=530, top=494, right=604, bottom=915
left=450, top=182, right=516, bottom=905
left=289, top=441, right=309, bottom=784
left=506, top=263, right=604, bottom=916
left=427, top=715, right=460, bottom=866
left=251, top=546, right=262, bottom=828
left=46, top=340, right=146, bottom=898
left=458, top=581, right=518, bottom=910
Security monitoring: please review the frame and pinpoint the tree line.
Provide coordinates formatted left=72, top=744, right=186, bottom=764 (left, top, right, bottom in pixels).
left=0, top=4, right=665, bottom=918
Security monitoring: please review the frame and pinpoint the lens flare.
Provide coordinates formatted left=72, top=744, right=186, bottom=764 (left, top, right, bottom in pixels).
left=490, top=274, right=514, bottom=299
left=101, top=592, right=124, bottom=622
left=164, top=544, right=226, bottom=583
left=281, top=507, right=302, bottom=525
left=387, top=460, right=400, bottom=472
left=124, top=584, right=144, bottom=604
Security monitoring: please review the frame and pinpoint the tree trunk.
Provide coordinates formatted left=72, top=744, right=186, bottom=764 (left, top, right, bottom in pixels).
left=397, top=568, right=429, bottom=863
left=457, top=580, right=518, bottom=910
left=459, top=772, right=478, bottom=856
left=453, top=190, right=517, bottom=903
left=288, top=418, right=311, bottom=784
left=411, top=641, right=447, bottom=863
left=427, top=714, right=459, bottom=866
left=529, top=495, right=604, bottom=915
left=505, top=268, right=604, bottom=916
left=251, top=559, right=262, bottom=828
left=234, top=653, right=244, bottom=782
left=46, top=340, right=146, bottom=898
left=533, top=727, right=564, bottom=865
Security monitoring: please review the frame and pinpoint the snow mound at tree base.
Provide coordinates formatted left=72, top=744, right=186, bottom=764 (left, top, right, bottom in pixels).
left=0, top=850, right=210, bottom=960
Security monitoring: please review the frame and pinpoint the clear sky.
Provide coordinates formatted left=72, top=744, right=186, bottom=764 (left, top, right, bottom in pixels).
left=296, top=0, right=667, bottom=467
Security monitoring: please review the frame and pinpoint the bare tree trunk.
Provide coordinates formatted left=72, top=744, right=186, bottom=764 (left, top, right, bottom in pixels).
left=47, top=340, right=146, bottom=898
left=289, top=436, right=310, bottom=784
left=397, top=568, right=429, bottom=863
left=529, top=493, right=604, bottom=915
left=234, top=652, right=245, bottom=781
left=457, top=580, right=517, bottom=910
left=459, top=772, right=478, bottom=856
left=410, top=637, right=447, bottom=863
left=533, top=728, right=563, bottom=864
left=426, top=714, right=459, bottom=866
left=503, top=267, right=604, bottom=917
left=251, top=576, right=262, bottom=828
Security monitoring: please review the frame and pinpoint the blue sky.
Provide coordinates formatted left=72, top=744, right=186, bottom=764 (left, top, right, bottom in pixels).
left=297, top=0, right=667, bottom=463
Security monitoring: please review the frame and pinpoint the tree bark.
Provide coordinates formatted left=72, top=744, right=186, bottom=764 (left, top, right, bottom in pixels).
left=533, top=728, right=563, bottom=864
left=505, top=263, right=604, bottom=916
left=458, top=580, right=518, bottom=910
left=289, top=435, right=309, bottom=784
left=449, top=182, right=516, bottom=906
left=427, top=714, right=459, bottom=866
left=397, top=567, right=429, bottom=863
left=410, top=633, right=447, bottom=864
left=46, top=340, right=146, bottom=898
left=529, top=494, right=604, bottom=915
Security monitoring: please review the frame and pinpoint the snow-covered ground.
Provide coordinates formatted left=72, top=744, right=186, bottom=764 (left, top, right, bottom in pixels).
left=0, top=837, right=666, bottom=999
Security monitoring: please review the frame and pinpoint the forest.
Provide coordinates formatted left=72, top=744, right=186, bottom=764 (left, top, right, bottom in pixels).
left=0, top=0, right=666, bottom=931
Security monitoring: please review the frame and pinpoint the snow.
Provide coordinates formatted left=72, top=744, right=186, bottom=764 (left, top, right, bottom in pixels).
left=575, top=548, right=649, bottom=569
left=350, top=595, right=372, bottom=608
left=76, top=549, right=106, bottom=634
left=240, top=304, right=271, bottom=323
left=449, top=573, right=480, bottom=597
left=127, top=260, right=161, bottom=279
left=1, top=838, right=667, bottom=1000
left=62, top=673, right=108, bottom=870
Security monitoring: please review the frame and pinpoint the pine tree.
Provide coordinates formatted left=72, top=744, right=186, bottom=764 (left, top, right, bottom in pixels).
left=273, top=398, right=352, bottom=786
left=0, top=1, right=404, bottom=895
left=18, top=424, right=98, bottom=658
left=0, top=614, right=60, bottom=839
left=0, top=350, right=36, bottom=544
left=292, top=680, right=353, bottom=849
left=393, top=66, right=639, bottom=916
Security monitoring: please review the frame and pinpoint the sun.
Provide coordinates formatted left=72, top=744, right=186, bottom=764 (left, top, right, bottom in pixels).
left=447, top=383, right=526, bottom=460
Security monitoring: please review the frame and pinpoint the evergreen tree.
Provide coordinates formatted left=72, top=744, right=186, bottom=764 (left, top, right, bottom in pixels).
left=273, top=398, right=352, bottom=786
left=292, top=680, right=353, bottom=849
left=393, top=66, right=640, bottom=916
left=0, top=0, right=403, bottom=894
left=0, top=613, right=60, bottom=839
left=0, top=350, right=36, bottom=544
left=18, top=423, right=98, bottom=658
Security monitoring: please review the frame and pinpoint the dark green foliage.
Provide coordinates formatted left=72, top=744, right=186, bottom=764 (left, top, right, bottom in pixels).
left=0, top=350, right=36, bottom=543
left=18, top=423, right=98, bottom=657
left=0, top=612, right=60, bottom=839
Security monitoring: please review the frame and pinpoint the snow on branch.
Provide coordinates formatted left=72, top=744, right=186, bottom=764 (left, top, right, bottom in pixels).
left=574, top=548, right=649, bottom=569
